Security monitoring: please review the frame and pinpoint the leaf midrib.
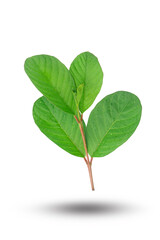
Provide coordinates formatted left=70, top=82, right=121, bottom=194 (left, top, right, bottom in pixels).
left=79, top=53, right=88, bottom=112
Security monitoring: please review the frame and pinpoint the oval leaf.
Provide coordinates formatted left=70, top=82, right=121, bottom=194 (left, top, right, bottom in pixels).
left=86, top=91, right=142, bottom=157
left=33, top=97, right=85, bottom=157
left=69, top=52, right=103, bottom=113
left=25, top=54, right=77, bottom=114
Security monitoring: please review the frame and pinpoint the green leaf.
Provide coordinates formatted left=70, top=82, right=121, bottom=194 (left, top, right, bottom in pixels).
left=24, top=54, right=77, bottom=114
left=69, top=52, right=103, bottom=113
left=86, top=91, right=142, bottom=157
left=33, top=96, right=86, bottom=157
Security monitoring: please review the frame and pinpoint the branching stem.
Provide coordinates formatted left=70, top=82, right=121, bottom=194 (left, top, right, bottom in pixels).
left=74, top=114, right=94, bottom=190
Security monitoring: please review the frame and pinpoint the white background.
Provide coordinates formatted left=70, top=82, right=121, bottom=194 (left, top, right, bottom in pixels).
left=0, top=0, right=160, bottom=239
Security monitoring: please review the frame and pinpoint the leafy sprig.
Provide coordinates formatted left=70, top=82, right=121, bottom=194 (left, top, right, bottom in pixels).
left=24, top=52, right=142, bottom=190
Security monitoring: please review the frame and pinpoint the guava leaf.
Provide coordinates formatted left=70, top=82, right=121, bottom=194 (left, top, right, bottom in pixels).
left=69, top=52, right=103, bottom=113
left=86, top=91, right=142, bottom=157
left=33, top=96, right=86, bottom=157
left=24, top=54, right=77, bottom=114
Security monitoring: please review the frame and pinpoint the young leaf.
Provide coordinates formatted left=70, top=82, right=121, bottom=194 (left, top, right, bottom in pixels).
left=69, top=52, right=103, bottom=113
left=86, top=91, right=142, bottom=157
left=76, top=84, right=84, bottom=105
left=24, top=54, right=77, bottom=114
left=33, top=96, right=86, bottom=157
left=72, top=84, right=84, bottom=113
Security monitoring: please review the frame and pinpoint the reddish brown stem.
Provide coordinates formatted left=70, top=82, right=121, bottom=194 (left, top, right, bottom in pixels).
left=86, top=161, right=94, bottom=191
left=75, top=115, right=94, bottom=190
left=84, top=157, right=87, bottom=164
left=74, top=115, right=79, bottom=124
left=90, top=157, right=93, bottom=165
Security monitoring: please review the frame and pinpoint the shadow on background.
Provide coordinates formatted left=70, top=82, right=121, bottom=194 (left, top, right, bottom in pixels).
left=35, top=201, right=138, bottom=216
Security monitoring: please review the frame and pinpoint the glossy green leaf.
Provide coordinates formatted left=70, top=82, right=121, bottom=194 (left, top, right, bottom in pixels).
left=69, top=52, right=103, bottom=113
left=86, top=91, right=142, bottom=157
left=33, top=97, right=86, bottom=157
left=24, top=54, right=77, bottom=114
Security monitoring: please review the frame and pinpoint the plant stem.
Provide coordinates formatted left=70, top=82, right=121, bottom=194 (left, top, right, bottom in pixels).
left=74, top=115, right=95, bottom=190
left=87, top=161, right=94, bottom=191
